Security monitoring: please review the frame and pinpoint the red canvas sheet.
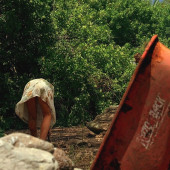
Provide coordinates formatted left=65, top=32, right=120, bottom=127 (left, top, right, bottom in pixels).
left=91, top=35, right=170, bottom=170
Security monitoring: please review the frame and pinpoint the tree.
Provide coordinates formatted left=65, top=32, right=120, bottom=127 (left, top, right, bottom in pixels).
left=0, top=0, right=55, bottom=129
left=0, top=0, right=169, bottom=128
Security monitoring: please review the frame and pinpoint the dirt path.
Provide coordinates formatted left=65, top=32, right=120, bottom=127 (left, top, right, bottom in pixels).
left=6, top=126, right=105, bottom=170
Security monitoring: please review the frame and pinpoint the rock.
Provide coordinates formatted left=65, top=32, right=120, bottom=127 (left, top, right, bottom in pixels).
left=86, top=105, right=118, bottom=134
left=0, top=139, right=59, bottom=170
left=0, top=133, right=75, bottom=170
left=102, top=105, right=118, bottom=114
left=53, top=148, right=74, bottom=170
left=86, top=131, right=96, bottom=138
left=76, top=140, right=89, bottom=147
left=1, top=132, right=54, bottom=153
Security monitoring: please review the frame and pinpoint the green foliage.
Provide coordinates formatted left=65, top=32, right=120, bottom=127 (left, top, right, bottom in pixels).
left=0, top=0, right=55, bottom=76
left=0, top=128, right=4, bottom=138
left=0, top=0, right=169, bottom=128
left=0, top=0, right=55, bottom=130
left=152, top=2, right=170, bottom=46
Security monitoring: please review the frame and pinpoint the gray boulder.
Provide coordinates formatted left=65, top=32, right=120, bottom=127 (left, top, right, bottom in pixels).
left=0, top=133, right=75, bottom=170
left=53, top=148, right=74, bottom=170
left=1, top=133, right=54, bottom=153
left=0, top=139, right=58, bottom=170
left=86, top=105, right=118, bottom=134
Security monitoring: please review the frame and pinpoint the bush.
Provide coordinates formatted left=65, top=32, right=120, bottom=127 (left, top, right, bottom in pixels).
left=0, top=0, right=55, bottom=130
left=40, top=41, right=135, bottom=125
left=0, top=128, right=4, bottom=138
left=0, top=0, right=169, bottom=128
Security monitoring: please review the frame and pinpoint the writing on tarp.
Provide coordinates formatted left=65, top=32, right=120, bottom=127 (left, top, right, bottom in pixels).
left=137, top=94, right=166, bottom=149
left=148, top=95, right=165, bottom=119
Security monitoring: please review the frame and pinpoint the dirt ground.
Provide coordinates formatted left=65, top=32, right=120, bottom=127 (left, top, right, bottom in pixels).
left=6, top=126, right=105, bottom=170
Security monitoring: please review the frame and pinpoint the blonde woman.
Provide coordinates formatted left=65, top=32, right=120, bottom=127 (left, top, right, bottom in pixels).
left=15, top=78, right=56, bottom=140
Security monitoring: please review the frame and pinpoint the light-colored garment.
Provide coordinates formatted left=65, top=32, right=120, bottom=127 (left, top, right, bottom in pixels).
left=15, top=78, right=56, bottom=128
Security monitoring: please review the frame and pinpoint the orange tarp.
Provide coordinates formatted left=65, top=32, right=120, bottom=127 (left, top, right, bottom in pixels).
left=91, top=35, right=170, bottom=170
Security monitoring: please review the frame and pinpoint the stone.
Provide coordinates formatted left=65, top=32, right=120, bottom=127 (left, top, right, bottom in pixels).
left=86, top=105, right=118, bottom=134
left=0, top=133, right=75, bottom=170
left=1, top=132, right=54, bottom=153
left=53, top=148, right=74, bottom=170
left=0, top=139, right=59, bottom=170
